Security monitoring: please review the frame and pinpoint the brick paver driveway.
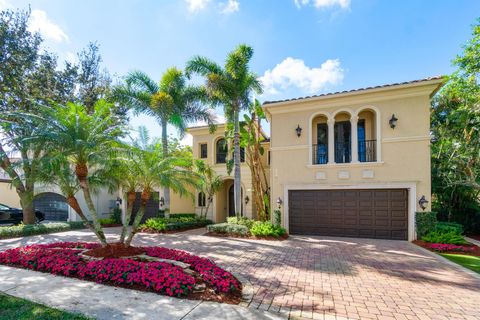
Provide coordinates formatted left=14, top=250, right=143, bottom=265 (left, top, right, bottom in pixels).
left=1, top=228, right=479, bottom=320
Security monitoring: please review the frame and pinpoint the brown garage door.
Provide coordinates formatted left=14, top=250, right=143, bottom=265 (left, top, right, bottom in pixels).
left=288, top=189, right=408, bottom=240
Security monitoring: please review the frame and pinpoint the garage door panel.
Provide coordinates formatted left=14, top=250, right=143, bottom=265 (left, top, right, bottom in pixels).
left=288, top=189, right=408, bottom=240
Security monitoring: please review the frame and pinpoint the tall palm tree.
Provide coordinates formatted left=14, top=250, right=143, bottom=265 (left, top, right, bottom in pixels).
left=186, top=44, right=263, bottom=218
left=113, top=67, right=215, bottom=210
left=34, top=100, right=126, bottom=246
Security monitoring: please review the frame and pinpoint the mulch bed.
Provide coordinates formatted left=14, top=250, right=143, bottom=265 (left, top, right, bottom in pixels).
left=413, top=240, right=480, bottom=257
left=205, top=232, right=289, bottom=241
left=84, top=243, right=145, bottom=258
left=467, top=235, right=480, bottom=241
left=100, top=223, right=122, bottom=228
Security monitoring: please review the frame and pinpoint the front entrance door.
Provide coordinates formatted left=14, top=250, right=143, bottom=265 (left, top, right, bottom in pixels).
left=228, top=185, right=243, bottom=217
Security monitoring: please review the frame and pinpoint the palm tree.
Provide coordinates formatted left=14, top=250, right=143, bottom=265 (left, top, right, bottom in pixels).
left=113, top=67, right=215, bottom=210
left=195, top=160, right=223, bottom=218
left=122, top=140, right=199, bottom=246
left=186, top=44, right=263, bottom=218
left=34, top=100, right=126, bottom=246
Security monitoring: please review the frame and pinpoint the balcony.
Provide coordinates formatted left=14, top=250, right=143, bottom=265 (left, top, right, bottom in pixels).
left=312, top=140, right=376, bottom=165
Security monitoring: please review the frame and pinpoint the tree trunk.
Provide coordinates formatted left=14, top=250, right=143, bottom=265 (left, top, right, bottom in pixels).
left=75, top=163, right=107, bottom=246
left=233, top=108, right=242, bottom=218
left=66, top=195, right=104, bottom=239
left=204, top=196, right=212, bottom=219
left=120, top=191, right=136, bottom=243
left=125, top=189, right=150, bottom=246
left=19, top=192, right=36, bottom=224
left=161, top=118, right=170, bottom=212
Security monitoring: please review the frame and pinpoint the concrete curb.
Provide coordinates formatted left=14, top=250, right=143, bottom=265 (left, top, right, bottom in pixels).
left=229, top=271, right=254, bottom=307
left=465, top=236, right=480, bottom=247
left=409, top=242, right=480, bottom=281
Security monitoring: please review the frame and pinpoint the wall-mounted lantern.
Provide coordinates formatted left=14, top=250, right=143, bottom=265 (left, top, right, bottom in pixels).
left=295, top=125, right=302, bottom=137
left=159, top=197, right=165, bottom=207
left=276, top=197, right=283, bottom=209
left=115, top=196, right=122, bottom=207
left=389, top=114, right=398, bottom=129
left=244, top=196, right=249, bottom=205
left=418, top=195, right=429, bottom=211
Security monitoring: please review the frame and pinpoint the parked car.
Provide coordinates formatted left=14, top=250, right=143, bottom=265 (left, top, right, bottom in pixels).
left=0, top=203, right=45, bottom=225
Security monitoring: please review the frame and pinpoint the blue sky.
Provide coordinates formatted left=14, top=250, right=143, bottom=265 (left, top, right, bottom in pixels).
left=2, top=0, right=480, bottom=144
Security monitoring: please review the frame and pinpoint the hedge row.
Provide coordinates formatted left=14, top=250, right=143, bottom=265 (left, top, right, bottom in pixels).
left=0, top=222, right=86, bottom=239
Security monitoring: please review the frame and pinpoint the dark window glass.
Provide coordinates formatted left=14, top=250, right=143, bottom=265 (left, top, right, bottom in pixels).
left=200, top=143, right=208, bottom=158
left=198, top=192, right=206, bottom=207
left=216, top=139, right=228, bottom=163
left=240, top=147, right=245, bottom=162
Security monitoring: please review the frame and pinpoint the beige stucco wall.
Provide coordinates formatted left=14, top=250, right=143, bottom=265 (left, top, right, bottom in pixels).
left=264, top=80, right=443, bottom=240
left=170, top=189, right=195, bottom=214
left=0, top=182, right=20, bottom=207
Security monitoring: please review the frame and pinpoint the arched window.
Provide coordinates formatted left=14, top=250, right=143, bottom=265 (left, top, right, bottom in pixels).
left=216, top=138, right=228, bottom=164
left=198, top=192, right=206, bottom=207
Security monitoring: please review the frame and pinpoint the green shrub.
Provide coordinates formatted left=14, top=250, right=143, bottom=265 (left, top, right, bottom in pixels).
left=422, top=230, right=467, bottom=245
left=250, top=221, right=286, bottom=237
left=415, top=212, right=437, bottom=238
left=436, top=222, right=463, bottom=235
left=206, top=223, right=250, bottom=236
left=169, top=213, right=196, bottom=219
left=141, top=216, right=211, bottom=232
left=111, top=207, right=122, bottom=224
left=0, top=222, right=86, bottom=239
left=226, top=216, right=255, bottom=229
left=274, top=209, right=281, bottom=227
left=98, top=218, right=116, bottom=225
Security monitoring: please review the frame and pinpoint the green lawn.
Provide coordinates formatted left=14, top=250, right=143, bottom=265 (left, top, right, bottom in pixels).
left=0, top=293, right=91, bottom=320
left=440, top=253, right=480, bottom=274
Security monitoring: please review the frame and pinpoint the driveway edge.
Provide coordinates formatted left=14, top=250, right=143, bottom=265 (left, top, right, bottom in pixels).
left=409, top=242, right=480, bottom=280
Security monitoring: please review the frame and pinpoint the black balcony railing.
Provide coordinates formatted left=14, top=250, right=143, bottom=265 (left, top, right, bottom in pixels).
left=335, top=142, right=351, bottom=163
left=312, top=144, right=328, bottom=164
left=358, top=139, right=376, bottom=162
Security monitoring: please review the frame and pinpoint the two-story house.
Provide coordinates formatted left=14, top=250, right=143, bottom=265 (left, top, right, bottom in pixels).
left=183, top=76, right=444, bottom=241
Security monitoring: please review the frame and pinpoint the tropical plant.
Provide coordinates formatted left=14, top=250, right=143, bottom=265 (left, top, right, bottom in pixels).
left=186, top=44, right=263, bottom=218
left=30, top=100, right=126, bottom=246
left=117, top=130, right=199, bottom=246
left=195, top=160, right=222, bottom=218
left=113, top=67, right=215, bottom=210
left=431, top=19, right=480, bottom=233
left=240, top=99, right=270, bottom=221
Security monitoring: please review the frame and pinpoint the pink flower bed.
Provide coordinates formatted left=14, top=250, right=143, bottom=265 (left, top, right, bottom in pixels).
left=0, top=242, right=240, bottom=297
left=426, top=243, right=475, bottom=253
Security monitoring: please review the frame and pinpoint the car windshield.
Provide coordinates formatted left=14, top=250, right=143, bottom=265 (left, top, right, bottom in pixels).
left=0, top=204, right=11, bottom=210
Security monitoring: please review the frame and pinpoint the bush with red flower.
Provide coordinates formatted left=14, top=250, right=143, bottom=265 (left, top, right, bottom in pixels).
left=426, top=243, right=475, bottom=253
left=0, top=242, right=240, bottom=298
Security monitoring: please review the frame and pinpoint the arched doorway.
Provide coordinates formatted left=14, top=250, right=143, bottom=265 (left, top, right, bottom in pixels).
left=33, top=192, right=69, bottom=221
left=228, top=185, right=243, bottom=217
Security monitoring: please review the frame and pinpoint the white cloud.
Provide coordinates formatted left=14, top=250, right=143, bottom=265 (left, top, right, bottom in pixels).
left=0, top=0, right=12, bottom=11
left=220, top=0, right=239, bottom=14
left=28, top=9, right=69, bottom=43
left=185, top=0, right=210, bottom=13
left=294, top=0, right=350, bottom=9
left=260, top=57, right=344, bottom=95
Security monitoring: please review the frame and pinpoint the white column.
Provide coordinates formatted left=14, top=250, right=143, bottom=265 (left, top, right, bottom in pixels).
left=351, top=115, right=359, bottom=163
left=327, top=119, right=335, bottom=164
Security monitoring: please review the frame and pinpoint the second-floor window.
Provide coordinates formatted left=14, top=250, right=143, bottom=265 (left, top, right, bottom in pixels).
left=200, top=143, right=208, bottom=158
left=216, top=138, right=228, bottom=164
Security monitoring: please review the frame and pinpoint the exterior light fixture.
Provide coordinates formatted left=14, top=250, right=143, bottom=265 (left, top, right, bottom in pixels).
left=389, top=114, right=398, bottom=129
left=159, top=197, right=165, bottom=207
left=295, top=124, right=302, bottom=137
left=244, top=196, right=249, bottom=205
left=418, top=195, right=429, bottom=211
left=276, top=197, right=283, bottom=208
left=115, top=197, right=122, bottom=207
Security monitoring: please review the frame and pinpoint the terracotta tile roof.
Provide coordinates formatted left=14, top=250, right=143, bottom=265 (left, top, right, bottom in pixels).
left=263, top=76, right=445, bottom=105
